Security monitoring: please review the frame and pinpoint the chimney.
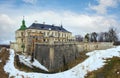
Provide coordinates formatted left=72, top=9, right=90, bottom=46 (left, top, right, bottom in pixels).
left=52, top=24, right=54, bottom=27
left=34, top=20, right=37, bottom=23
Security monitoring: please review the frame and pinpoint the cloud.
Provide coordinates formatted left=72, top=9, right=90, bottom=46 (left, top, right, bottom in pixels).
left=21, top=11, right=119, bottom=35
left=0, top=11, right=119, bottom=44
left=0, top=14, right=16, bottom=44
left=22, top=0, right=37, bottom=4
left=90, top=0, right=120, bottom=14
left=0, top=0, right=120, bottom=44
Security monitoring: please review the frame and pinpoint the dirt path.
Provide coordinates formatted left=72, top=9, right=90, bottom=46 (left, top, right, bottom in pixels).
left=0, top=48, right=9, bottom=78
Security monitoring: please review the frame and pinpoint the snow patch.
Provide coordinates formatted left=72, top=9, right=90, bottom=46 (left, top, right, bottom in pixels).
left=4, top=46, right=120, bottom=78
left=19, top=55, right=33, bottom=68
left=19, top=55, right=48, bottom=71
left=32, top=59, right=48, bottom=71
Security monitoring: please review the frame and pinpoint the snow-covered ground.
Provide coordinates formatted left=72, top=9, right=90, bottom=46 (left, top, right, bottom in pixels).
left=4, top=46, right=120, bottom=78
left=19, top=54, right=48, bottom=71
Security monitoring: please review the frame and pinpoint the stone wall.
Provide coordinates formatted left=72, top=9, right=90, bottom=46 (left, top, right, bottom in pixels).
left=10, top=42, right=18, bottom=52
left=34, top=42, right=113, bottom=72
left=77, top=42, right=113, bottom=52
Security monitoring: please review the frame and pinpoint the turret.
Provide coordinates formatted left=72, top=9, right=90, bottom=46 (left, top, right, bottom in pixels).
left=19, top=17, right=27, bottom=30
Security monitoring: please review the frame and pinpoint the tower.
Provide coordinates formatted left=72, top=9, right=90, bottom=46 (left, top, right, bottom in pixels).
left=19, top=16, right=27, bottom=30
left=15, top=17, right=27, bottom=53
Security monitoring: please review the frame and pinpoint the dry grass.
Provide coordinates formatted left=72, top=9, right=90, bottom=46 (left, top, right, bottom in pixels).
left=0, top=48, right=9, bottom=78
left=85, top=57, right=120, bottom=78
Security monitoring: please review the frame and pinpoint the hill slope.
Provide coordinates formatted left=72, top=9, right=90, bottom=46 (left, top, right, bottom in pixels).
left=0, top=46, right=120, bottom=78
left=85, top=57, right=120, bottom=78
left=0, top=48, right=9, bottom=78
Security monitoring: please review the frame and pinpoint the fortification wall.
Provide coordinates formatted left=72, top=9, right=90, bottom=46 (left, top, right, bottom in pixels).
left=10, top=42, right=18, bottom=52
left=77, top=42, right=113, bottom=52
left=34, top=42, right=113, bottom=72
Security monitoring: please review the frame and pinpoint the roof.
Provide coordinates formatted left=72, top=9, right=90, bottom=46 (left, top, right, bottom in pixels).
left=19, top=19, right=27, bottom=30
left=19, top=26, right=27, bottom=30
left=27, top=23, right=71, bottom=33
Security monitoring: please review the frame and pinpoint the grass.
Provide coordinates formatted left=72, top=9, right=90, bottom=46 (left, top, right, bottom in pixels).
left=85, top=57, right=120, bottom=78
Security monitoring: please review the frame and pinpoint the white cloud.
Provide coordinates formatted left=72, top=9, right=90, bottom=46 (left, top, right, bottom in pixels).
left=0, top=14, right=15, bottom=25
left=0, top=0, right=120, bottom=44
left=0, top=11, right=119, bottom=44
left=0, top=14, right=16, bottom=44
left=22, top=11, right=119, bottom=36
left=22, top=0, right=37, bottom=4
left=90, top=0, right=120, bottom=14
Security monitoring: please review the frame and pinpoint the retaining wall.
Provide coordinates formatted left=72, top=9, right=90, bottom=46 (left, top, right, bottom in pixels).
left=34, top=42, right=113, bottom=72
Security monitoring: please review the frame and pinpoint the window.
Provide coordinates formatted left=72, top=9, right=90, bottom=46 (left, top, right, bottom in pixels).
left=43, top=32, right=45, bottom=36
left=21, top=32, right=24, bottom=36
left=21, top=38, right=23, bottom=42
left=47, top=32, right=49, bottom=36
left=36, top=37, right=38, bottom=41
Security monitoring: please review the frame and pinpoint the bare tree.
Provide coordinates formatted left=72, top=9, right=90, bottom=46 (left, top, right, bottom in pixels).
left=103, top=32, right=110, bottom=42
left=84, top=33, right=90, bottom=42
left=108, top=28, right=118, bottom=42
left=75, top=35, right=83, bottom=42
left=90, top=32, right=98, bottom=42
left=98, top=28, right=118, bottom=42
left=98, top=32, right=104, bottom=42
left=84, top=27, right=118, bottom=42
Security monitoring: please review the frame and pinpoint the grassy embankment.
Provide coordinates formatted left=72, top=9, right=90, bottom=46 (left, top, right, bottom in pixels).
left=85, top=56, right=120, bottom=78
left=0, top=48, right=9, bottom=78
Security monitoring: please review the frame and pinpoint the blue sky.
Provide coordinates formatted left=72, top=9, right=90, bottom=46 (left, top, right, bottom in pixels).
left=0, top=0, right=120, bottom=44
left=0, top=0, right=119, bottom=15
left=0, top=0, right=95, bottom=14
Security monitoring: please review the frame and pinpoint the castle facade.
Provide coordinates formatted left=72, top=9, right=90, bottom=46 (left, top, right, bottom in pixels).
left=10, top=19, right=72, bottom=54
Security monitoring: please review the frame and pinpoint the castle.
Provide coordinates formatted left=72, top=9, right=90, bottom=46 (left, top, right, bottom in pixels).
left=10, top=19, right=72, bottom=54
left=10, top=18, right=114, bottom=72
